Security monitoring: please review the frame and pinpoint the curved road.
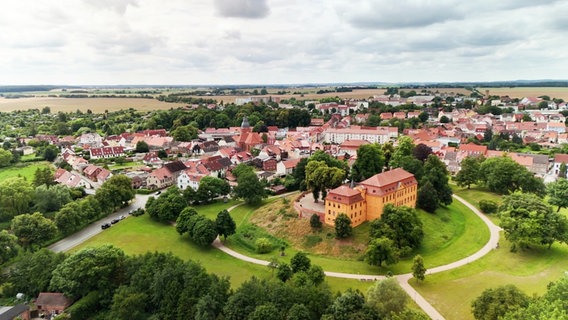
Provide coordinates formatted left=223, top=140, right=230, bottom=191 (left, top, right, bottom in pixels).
left=49, top=193, right=501, bottom=320
left=213, top=194, right=502, bottom=320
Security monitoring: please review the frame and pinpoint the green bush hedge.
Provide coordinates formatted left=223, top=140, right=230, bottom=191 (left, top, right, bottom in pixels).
left=479, top=200, right=498, bottom=214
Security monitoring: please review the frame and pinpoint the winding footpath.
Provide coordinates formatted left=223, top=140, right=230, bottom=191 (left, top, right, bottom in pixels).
left=213, top=194, right=502, bottom=320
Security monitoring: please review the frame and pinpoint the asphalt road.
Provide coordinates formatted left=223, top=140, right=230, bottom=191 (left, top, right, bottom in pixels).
left=48, top=194, right=152, bottom=253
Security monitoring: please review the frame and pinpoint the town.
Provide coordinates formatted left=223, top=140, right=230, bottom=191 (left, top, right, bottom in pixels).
left=0, top=85, right=567, bottom=320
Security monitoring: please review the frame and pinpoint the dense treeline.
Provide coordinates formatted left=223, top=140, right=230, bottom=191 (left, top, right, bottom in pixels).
left=3, top=246, right=426, bottom=320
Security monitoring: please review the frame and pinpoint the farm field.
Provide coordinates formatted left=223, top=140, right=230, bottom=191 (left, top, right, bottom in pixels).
left=0, top=97, right=185, bottom=112
left=481, top=87, right=568, bottom=100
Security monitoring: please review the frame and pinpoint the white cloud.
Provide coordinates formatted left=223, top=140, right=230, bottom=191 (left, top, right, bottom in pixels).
left=0, top=0, right=566, bottom=85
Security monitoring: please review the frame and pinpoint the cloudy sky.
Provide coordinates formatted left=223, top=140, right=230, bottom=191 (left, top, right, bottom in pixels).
left=0, top=0, right=566, bottom=85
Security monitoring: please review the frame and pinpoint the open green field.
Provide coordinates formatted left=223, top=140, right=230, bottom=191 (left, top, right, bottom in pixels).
left=0, top=161, right=51, bottom=181
left=413, top=236, right=568, bottom=320
left=451, top=185, right=502, bottom=224
left=224, top=197, right=489, bottom=276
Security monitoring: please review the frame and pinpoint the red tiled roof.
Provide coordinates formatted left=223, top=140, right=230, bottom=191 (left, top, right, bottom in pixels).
left=326, top=185, right=364, bottom=204
left=554, top=154, right=568, bottom=163
left=360, top=168, right=415, bottom=188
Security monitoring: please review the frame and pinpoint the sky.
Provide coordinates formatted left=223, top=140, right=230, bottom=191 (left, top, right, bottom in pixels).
left=0, top=0, right=567, bottom=85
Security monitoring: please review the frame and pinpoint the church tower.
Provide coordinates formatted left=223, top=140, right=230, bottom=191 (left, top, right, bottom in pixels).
left=241, top=116, right=251, bottom=134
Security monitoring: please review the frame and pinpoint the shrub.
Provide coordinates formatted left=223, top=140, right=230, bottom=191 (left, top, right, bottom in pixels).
left=479, top=200, right=498, bottom=214
left=255, top=237, right=273, bottom=254
left=310, top=213, right=322, bottom=229
left=131, top=208, right=145, bottom=217
left=136, top=188, right=152, bottom=195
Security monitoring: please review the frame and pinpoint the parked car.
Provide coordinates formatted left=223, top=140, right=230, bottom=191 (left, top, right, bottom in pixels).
left=119, top=215, right=125, bottom=220
left=111, top=218, right=120, bottom=224
left=101, top=223, right=111, bottom=230
left=155, top=191, right=161, bottom=195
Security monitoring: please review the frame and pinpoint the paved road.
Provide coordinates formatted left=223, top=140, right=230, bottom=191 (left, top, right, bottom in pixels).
left=213, top=194, right=502, bottom=320
left=48, top=194, right=152, bottom=253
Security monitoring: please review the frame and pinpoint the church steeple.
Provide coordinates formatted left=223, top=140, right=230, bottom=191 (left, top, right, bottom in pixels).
left=241, top=116, right=250, bottom=129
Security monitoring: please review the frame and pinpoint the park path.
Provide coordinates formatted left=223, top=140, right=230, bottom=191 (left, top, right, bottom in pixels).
left=214, top=194, right=502, bottom=320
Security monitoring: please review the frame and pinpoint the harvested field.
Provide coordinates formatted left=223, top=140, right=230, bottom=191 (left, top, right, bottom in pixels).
left=481, top=87, right=568, bottom=100
left=0, top=97, right=185, bottom=112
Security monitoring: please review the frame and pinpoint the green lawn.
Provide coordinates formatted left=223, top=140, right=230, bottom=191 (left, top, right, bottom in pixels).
left=451, top=185, right=502, bottom=224
left=413, top=236, right=568, bottom=320
left=73, top=208, right=271, bottom=288
left=108, top=161, right=144, bottom=170
left=224, top=198, right=490, bottom=276
left=0, top=161, right=51, bottom=181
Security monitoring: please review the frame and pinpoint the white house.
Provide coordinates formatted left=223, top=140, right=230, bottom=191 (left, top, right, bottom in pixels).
left=177, top=170, right=205, bottom=191
left=552, top=154, right=568, bottom=178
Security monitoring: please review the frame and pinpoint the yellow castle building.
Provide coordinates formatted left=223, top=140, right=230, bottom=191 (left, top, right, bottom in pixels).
left=324, top=168, right=418, bottom=227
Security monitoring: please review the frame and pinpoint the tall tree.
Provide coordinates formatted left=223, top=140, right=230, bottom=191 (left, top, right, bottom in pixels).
left=412, top=255, right=427, bottom=282
left=422, top=154, right=453, bottom=207
left=499, top=192, right=568, bottom=251
left=366, top=278, right=408, bottom=317
left=135, top=140, right=149, bottom=153
left=11, top=212, right=57, bottom=250
left=365, top=237, right=400, bottom=267
left=0, top=177, right=34, bottom=220
left=417, top=180, right=439, bottom=213
left=33, top=167, right=56, bottom=188
left=196, top=177, right=231, bottom=203
left=34, top=184, right=72, bottom=213
left=215, top=209, right=236, bottom=240
left=290, top=252, right=311, bottom=273
left=146, top=186, right=187, bottom=222
left=95, top=175, right=135, bottom=213
left=390, top=136, right=415, bottom=168
left=546, top=178, right=568, bottom=212
left=334, top=213, right=353, bottom=239
left=0, top=230, right=19, bottom=264
left=0, top=148, right=13, bottom=167
left=454, top=155, right=484, bottom=189
left=471, top=285, right=529, bottom=320
left=351, top=144, right=384, bottom=182
left=480, top=156, right=545, bottom=196
left=7, top=249, right=66, bottom=297
left=233, top=171, right=267, bottom=205
left=50, top=245, right=127, bottom=299
left=412, top=143, right=432, bottom=162
left=369, top=204, right=424, bottom=256
left=191, top=216, right=218, bottom=247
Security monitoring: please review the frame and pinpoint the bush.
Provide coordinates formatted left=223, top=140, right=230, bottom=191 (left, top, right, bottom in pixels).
left=255, top=237, right=273, bottom=254
left=131, top=208, right=145, bottom=217
left=310, top=213, right=322, bottom=229
left=136, top=188, right=152, bottom=195
left=479, top=200, right=498, bottom=214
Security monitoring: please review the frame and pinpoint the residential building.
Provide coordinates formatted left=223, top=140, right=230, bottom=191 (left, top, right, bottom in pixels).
left=35, top=293, right=72, bottom=319
left=552, top=154, right=568, bottom=177
left=0, top=304, right=30, bottom=320
left=322, top=126, right=398, bottom=144
left=89, top=146, right=125, bottom=159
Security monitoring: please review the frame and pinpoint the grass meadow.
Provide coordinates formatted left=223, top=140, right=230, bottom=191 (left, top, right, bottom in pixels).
left=0, top=161, right=51, bottom=181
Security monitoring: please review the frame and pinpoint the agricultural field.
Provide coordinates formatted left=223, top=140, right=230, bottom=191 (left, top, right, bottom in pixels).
left=481, top=87, right=568, bottom=100
left=0, top=97, right=184, bottom=113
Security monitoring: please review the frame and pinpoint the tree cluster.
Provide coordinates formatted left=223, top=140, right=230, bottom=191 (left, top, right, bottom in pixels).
left=498, top=192, right=568, bottom=251
left=176, top=207, right=219, bottom=247
left=184, top=176, right=231, bottom=204
left=146, top=186, right=187, bottom=222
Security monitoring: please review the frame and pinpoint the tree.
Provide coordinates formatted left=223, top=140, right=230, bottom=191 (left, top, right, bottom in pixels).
left=390, top=136, right=415, bottom=168
left=439, top=115, right=450, bottom=123
left=0, top=230, right=19, bottom=264
left=276, top=263, right=293, bottom=282
left=50, top=245, right=127, bottom=299
left=95, top=175, right=135, bottom=213
left=305, top=160, right=345, bottom=202
left=135, top=140, right=149, bottom=153
left=479, top=156, right=545, bottom=196
left=471, top=285, right=529, bottom=320
left=334, top=213, right=352, bottom=239
left=287, top=303, right=311, bottom=320
left=546, top=178, right=568, bottom=212
left=11, top=212, right=57, bottom=250
left=191, top=216, right=218, bottom=247
left=7, top=249, right=66, bottom=297
left=0, top=177, right=34, bottom=220
left=34, top=184, right=72, bottom=213
left=310, top=213, right=322, bottom=229
left=417, top=181, right=439, bottom=213
left=351, top=144, right=384, bottom=182
left=33, top=167, right=56, bottom=188
left=172, top=125, right=198, bottom=142
left=369, top=204, right=424, bottom=256
left=422, top=154, right=453, bottom=206
left=0, top=148, right=13, bottom=167
left=232, top=163, right=255, bottom=178
left=367, top=278, right=408, bottom=317
left=559, top=162, right=567, bottom=178
left=197, top=176, right=231, bottom=203
left=324, top=289, right=377, bottom=320
left=146, top=186, right=187, bottom=222
left=365, top=237, right=400, bottom=267
left=54, top=202, right=83, bottom=235
left=412, top=143, right=432, bottom=162
left=42, top=144, right=60, bottom=162
left=306, top=265, right=326, bottom=285
left=411, top=255, right=427, bottom=282
left=454, top=156, right=484, bottom=189
left=215, top=209, right=236, bottom=240
left=176, top=207, right=198, bottom=235
left=248, top=304, right=280, bottom=320
left=290, top=252, right=311, bottom=273
left=499, top=192, right=568, bottom=250
left=233, top=171, right=266, bottom=205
